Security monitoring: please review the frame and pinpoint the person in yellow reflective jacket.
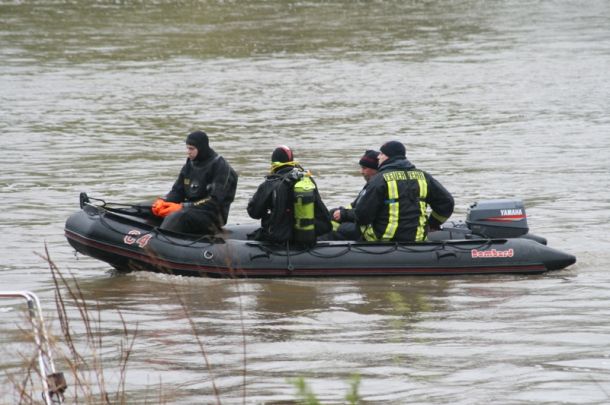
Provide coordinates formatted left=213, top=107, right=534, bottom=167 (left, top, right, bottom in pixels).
left=354, top=140, right=454, bottom=242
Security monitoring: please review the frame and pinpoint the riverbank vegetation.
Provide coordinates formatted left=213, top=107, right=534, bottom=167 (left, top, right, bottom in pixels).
left=6, top=245, right=361, bottom=404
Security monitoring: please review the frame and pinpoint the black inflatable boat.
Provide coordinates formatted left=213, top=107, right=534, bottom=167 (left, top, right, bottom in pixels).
left=64, top=194, right=576, bottom=277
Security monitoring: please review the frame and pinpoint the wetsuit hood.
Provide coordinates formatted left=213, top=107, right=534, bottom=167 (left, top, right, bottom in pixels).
left=186, top=130, right=213, bottom=162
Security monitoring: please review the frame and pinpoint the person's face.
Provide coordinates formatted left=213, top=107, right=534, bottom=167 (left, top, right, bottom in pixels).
left=360, top=166, right=378, bottom=182
left=187, top=144, right=198, bottom=160
left=378, top=152, right=389, bottom=165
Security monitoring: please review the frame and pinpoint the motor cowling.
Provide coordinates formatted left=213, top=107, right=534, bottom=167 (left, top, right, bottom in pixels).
left=466, top=199, right=529, bottom=238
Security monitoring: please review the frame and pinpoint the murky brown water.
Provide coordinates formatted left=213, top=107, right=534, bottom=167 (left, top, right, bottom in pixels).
left=2, top=1, right=610, bottom=403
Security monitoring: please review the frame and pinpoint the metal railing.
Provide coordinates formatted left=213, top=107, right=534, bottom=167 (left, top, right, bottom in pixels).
left=1, top=291, right=66, bottom=404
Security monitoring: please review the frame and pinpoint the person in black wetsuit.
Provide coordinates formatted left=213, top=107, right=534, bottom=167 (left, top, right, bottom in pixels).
left=152, top=130, right=238, bottom=235
left=247, top=145, right=331, bottom=246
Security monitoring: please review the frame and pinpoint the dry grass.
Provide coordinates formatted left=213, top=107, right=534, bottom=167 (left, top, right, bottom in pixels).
left=5, top=244, right=361, bottom=404
left=4, top=245, right=224, bottom=404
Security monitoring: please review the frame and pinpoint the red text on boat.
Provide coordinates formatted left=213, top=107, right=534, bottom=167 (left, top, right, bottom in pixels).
left=123, top=230, right=152, bottom=248
left=471, top=248, right=515, bottom=258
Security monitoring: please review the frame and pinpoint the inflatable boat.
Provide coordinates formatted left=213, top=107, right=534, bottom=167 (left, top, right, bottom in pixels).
left=64, top=194, right=576, bottom=277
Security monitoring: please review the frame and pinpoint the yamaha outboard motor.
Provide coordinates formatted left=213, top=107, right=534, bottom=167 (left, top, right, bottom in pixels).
left=431, top=199, right=547, bottom=244
left=466, top=199, right=528, bottom=238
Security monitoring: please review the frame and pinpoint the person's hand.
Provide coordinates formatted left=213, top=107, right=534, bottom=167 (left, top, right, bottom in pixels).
left=152, top=199, right=183, bottom=217
left=151, top=198, right=166, bottom=216
left=157, top=202, right=182, bottom=217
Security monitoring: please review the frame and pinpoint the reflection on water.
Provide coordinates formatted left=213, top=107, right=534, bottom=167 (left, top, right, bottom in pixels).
left=2, top=0, right=610, bottom=403
left=59, top=273, right=457, bottom=402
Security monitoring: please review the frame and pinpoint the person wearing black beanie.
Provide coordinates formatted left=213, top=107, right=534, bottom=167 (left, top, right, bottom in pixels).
left=354, top=140, right=454, bottom=242
left=151, top=130, right=238, bottom=235
left=323, top=150, right=380, bottom=240
left=358, top=149, right=380, bottom=171
left=379, top=140, right=406, bottom=159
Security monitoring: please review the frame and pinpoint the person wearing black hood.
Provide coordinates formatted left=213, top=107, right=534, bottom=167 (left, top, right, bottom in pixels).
left=151, top=130, right=238, bottom=235
left=354, top=140, right=454, bottom=242
left=247, top=145, right=331, bottom=246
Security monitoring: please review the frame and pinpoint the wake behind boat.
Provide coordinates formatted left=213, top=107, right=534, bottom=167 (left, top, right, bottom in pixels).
left=64, top=193, right=576, bottom=277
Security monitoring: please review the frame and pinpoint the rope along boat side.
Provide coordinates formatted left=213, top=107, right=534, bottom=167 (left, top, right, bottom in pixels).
left=65, top=196, right=576, bottom=277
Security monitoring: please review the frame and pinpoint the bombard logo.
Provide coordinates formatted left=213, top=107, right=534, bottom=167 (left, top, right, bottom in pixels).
left=471, top=248, right=515, bottom=258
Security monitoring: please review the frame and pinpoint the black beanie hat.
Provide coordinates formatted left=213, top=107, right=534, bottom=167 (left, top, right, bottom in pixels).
left=186, top=130, right=210, bottom=157
left=380, top=140, right=406, bottom=158
left=271, top=145, right=294, bottom=163
left=359, top=150, right=380, bottom=169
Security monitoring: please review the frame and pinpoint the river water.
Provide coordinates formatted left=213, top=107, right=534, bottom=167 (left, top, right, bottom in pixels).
left=1, top=1, right=610, bottom=403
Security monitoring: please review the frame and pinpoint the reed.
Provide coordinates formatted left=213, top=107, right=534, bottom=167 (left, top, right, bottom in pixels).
left=290, top=374, right=361, bottom=405
left=44, top=244, right=142, bottom=404
left=6, top=245, right=362, bottom=404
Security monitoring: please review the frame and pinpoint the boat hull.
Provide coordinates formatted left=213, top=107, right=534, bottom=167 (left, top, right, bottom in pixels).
left=64, top=206, right=576, bottom=278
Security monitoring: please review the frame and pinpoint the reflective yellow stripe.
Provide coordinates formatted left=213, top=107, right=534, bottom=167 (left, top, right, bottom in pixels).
left=416, top=202, right=427, bottom=241
left=417, top=176, right=427, bottom=199
left=381, top=179, right=400, bottom=240
left=362, top=225, right=377, bottom=241
left=415, top=175, right=428, bottom=242
left=431, top=210, right=448, bottom=223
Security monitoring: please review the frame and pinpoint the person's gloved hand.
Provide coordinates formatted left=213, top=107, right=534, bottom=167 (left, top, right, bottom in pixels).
left=151, top=198, right=166, bottom=217
left=157, top=202, right=182, bottom=217
left=151, top=199, right=183, bottom=217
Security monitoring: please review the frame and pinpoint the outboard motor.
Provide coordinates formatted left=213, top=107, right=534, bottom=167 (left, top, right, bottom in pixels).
left=466, top=199, right=528, bottom=238
left=430, top=199, right=547, bottom=244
